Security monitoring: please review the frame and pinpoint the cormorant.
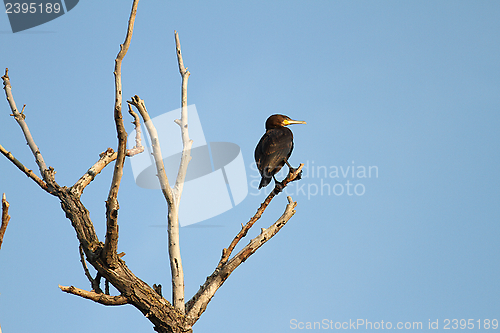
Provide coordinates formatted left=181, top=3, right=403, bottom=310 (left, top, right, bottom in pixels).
left=254, top=114, right=306, bottom=189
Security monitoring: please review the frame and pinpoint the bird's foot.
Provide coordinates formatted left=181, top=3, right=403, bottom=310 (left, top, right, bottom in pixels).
left=273, top=181, right=284, bottom=194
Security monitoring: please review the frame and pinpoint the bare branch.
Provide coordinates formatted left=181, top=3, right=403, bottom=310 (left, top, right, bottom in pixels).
left=79, top=244, right=94, bottom=285
left=173, top=31, right=193, bottom=198
left=127, top=96, right=174, bottom=206
left=1, top=3, right=197, bottom=332
left=184, top=166, right=304, bottom=322
left=126, top=104, right=144, bottom=157
left=59, top=285, right=128, bottom=306
left=71, top=148, right=116, bottom=197
left=79, top=244, right=103, bottom=293
left=103, top=0, right=139, bottom=267
left=70, top=109, right=143, bottom=197
left=218, top=163, right=304, bottom=268
left=125, top=32, right=192, bottom=314
left=2, top=68, right=48, bottom=176
left=186, top=196, right=298, bottom=321
left=128, top=32, right=192, bottom=314
left=128, top=94, right=187, bottom=314
left=1, top=2, right=302, bottom=331
left=0, top=193, right=11, bottom=250
left=0, top=144, right=48, bottom=191
left=168, top=30, right=193, bottom=315
left=153, top=283, right=163, bottom=297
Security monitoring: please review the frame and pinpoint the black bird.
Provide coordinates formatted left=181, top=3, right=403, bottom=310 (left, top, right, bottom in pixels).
left=255, top=114, right=306, bottom=189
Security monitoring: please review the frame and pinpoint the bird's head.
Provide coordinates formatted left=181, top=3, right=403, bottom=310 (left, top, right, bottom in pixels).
left=265, top=114, right=307, bottom=129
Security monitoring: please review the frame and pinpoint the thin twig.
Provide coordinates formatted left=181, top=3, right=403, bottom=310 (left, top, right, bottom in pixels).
left=0, top=193, right=11, bottom=250
left=70, top=108, right=143, bottom=197
left=1, top=3, right=190, bottom=331
left=0, top=144, right=48, bottom=191
left=185, top=167, right=303, bottom=320
left=2, top=68, right=48, bottom=176
left=59, top=285, right=128, bottom=306
left=169, top=30, right=192, bottom=314
left=103, top=0, right=138, bottom=267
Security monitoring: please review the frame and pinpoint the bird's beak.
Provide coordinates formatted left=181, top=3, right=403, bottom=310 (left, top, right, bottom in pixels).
left=284, top=119, right=307, bottom=126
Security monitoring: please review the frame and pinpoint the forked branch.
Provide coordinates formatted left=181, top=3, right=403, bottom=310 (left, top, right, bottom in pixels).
left=1, top=1, right=303, bottom=331
left=126, top=105, right=145, bottom=157
left=218, top=163, right=304, bottom=268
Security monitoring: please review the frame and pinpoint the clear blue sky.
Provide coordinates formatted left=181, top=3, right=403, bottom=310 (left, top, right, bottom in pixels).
left=1, top=1, right=499, bottom=332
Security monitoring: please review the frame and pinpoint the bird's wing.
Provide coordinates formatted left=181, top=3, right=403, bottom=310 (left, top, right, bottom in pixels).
left=255, top=128, right=293, bottom=176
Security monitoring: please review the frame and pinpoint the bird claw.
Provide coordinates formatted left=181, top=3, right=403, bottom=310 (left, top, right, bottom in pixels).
left=273, top=182, right=284, bottom=194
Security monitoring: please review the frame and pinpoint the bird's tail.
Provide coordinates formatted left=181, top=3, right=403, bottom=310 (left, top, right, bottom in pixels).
left=258, top=176, right=272, bottom=189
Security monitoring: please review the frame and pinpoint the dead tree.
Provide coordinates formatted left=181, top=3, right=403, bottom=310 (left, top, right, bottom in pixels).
left=0, top=1, right=303, bottom=332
